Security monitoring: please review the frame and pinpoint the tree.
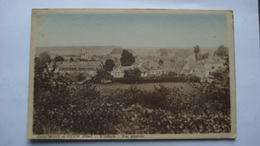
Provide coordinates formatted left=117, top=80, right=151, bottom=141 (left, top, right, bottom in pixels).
left=215, top=45, right=228, bottom=57
left=193, top=45, right=200, bottom=60
left=212, top=56, right=229, bottom=87
left=158, top=59, right=164, bottom=65
left=33, top=56, right=103, bottom=134
left=92, top=69, right=114, bottom=83
left=54, top=56, right=64, bottom=62
left=103, top=59, right=115, bottom=71
left=39, top=51, right=51, bottom=63
left=167, top=71, right=177, bottom=77
left=120, top=50, right=135, bottom=66
left=196, top=53, right=209, bottom=60
left=124, top=69, right=141, bottom=84
left=70, top=57, right=74, bottom=62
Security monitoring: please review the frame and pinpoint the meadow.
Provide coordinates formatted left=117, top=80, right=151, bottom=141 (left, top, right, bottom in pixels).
left=95, top=82, right=191, bottom=95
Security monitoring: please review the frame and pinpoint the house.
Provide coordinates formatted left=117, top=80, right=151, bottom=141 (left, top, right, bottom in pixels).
left=63, top=54, right=80, bottom=61
left=80, top=52, right=88, bottom=60
left=110, top=65, right=148, bottom=78
left=182, top=58, right=225, bottom=79
left=185, top=55, right=196, bottom=62
left=142, top=60, right=160, bottom=70
left=182, top=61, right=206, bottom=78
left=110, top=67, right=125, bottom=78
left=149, top=69, right=165, bottom=76
left=203, top=63, right=225, bottom=77
left=57, top=61, right=99, bottom=76
left=139, top=68, right=148, bottom=78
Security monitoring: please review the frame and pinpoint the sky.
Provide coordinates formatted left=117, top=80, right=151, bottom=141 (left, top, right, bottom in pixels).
left=35, top=12, right=228, bottom=48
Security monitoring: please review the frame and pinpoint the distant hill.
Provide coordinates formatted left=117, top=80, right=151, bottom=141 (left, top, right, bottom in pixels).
left=35, top=46, right=218, bottom=58
left=35, top=46, right=120, bottom=57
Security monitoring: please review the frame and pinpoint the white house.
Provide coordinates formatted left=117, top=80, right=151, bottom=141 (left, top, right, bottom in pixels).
left=57, top=61, right=99, bottom=76
left=149, top=69, right=164, bottom=76
left=80, top=52, right=88, bottom=60
left=203, top=63, right=224, bottom=77
left=139, top=68, right=148, bottom=78
left=111, top=68, right=124, bottom=78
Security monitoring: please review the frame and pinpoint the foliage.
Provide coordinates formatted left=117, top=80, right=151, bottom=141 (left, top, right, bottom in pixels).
left=196, top=53, right=209, bottom=60
left=70, top=57, right=74, bottom=62
left=39, top=51, right=51, bottom=63
left=123, top=68, right=141, bottom=84
left=215, top=45, right=228, bottom=57
left=158, top=59, right=164, bottom=65
left=167, top=71, right=177, bottom=77
left=33, top=55, right=71, bottom=134
left=54, top=56, right=65, bottom=62
left=120, top=50, right=135, bottom=66
left=91, top=69, right=114, bottom=83
left=140, top=75, right=200, bottom=83
left=193, top=45, right=200, bottom=60
left=103, top=59, right=115, bottom=71
left=113, top=73, right=200, bottom=84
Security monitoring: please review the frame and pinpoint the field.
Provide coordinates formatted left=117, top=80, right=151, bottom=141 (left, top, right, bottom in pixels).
left=95, top=82, right=191, bottom=95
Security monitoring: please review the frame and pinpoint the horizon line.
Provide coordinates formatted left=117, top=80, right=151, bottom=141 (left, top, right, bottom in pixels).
left=35, top=45, right=225, bottom=49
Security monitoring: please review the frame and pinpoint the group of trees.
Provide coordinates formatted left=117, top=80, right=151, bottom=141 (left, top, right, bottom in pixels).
left=123, top=69, right=142, bottom=84
left=39, top=51, right=66, bottom=63
left=92, top=49, right=137, bottom=83
left=103, top=59, right=115, bottom=71
left=120, top=50, right=135, bottom=66
left=214, top=45, right=229, bottom=57
left=193, top=45, right=228, bottom=60
left=193, top=45, right=209, bottom=60
left=91, top=69, right=114, bottom=83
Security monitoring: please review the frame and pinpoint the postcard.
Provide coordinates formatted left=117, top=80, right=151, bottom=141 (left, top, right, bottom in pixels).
left=27, top=9, right=236, bottom=139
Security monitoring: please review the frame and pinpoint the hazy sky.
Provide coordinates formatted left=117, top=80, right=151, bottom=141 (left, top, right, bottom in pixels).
left=36, top=12, right=228, bottom=48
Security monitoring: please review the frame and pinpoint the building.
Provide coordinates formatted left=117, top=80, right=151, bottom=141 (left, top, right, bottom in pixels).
left=139, top=68, right=148, bottom=77
left=203, top=63, right=225, bottom=77
left=110, top=67, right=124, bottom=78
left=80, top=52, right=88, bottom=60
left=63, top=54, right=80, bottom=61
left=57, top=61, right=100, bottom=77
left=111, top=65, right=149, bottom=78
left=149, top=69, right=165, bottom=76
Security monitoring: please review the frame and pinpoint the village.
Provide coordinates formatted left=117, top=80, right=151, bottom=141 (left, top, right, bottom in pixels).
left=45, top=47, right=227, bottom=84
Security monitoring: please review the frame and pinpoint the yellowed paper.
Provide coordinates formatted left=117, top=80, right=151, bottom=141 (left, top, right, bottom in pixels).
left=27, top=9, right=236, bottom=140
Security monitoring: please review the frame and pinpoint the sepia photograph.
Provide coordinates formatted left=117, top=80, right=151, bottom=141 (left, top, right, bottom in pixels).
left=27, top=9, right=236, bottom=139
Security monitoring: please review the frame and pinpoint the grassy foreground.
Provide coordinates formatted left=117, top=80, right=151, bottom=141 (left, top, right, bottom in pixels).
left=33, top=82, right=230, bottom=134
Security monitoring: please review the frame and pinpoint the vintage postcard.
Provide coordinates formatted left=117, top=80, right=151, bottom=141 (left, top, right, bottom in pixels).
left=27, top=9, right=236, bottom=139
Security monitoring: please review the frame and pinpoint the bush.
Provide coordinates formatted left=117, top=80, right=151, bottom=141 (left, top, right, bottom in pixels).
left=112, top=75, right=200, bottom=84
